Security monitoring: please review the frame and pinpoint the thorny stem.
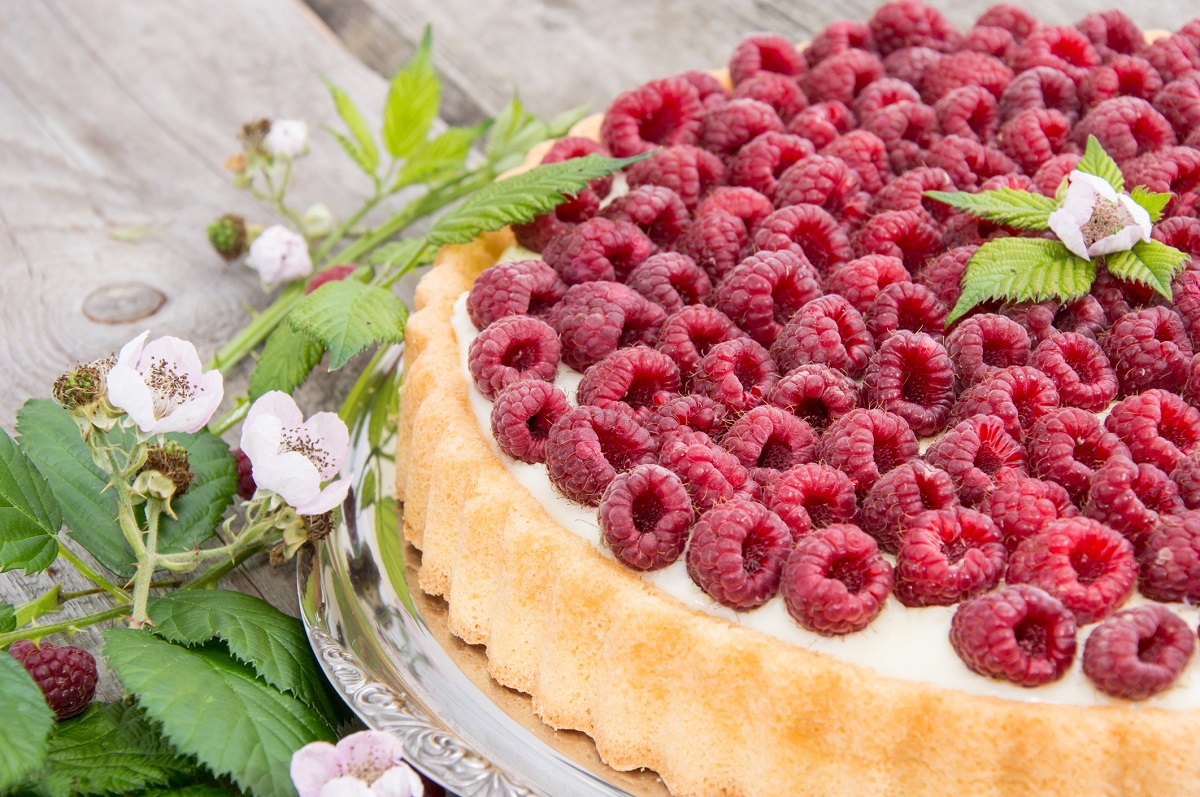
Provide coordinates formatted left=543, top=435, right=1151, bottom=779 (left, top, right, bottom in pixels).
left=0, top=605, right=130, bottom=648
left=184, top=542, right=272, bottom=591
left=59, top=581, right=178, bottom=602
left=57, top=545, right=131, bottom=602
left=129, top=499, right=165, bottom=628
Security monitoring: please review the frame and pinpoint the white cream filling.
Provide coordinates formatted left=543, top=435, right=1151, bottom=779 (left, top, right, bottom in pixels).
left=451, top=249, right=1200, bottom=710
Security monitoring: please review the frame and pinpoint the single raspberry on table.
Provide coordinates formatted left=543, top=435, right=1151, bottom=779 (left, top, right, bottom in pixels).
left=8, top=640, right=97, bottom=720
left=1006, top=516, right=1136, bottom=625
left=1103, top=307, right=1193, bottom=396
left=467, top=315, right=560, bottom=400
left=1077, top=56, right=1163, bottom=110
left=852, top=77, right=921, bottom=121
left=1027, top=407, right=1131, bottom=505
left=1076, top=9, right=1144, bottom=57
left=951, top=366, right=1060, bottom=443
left=771, top=294, right=875, bottom=377
left=781, top=523, right=894, bottom=636
left=600, top=76, right=704, bottom=157
left=1030, top=333, right=1117, bottom=412
left=765, top=364, right=860, bottom=431
left=923, top=135, right=1018, bottom=190
left=881, top=46, right=943, bottom=93
left=727, top=132, right=816, bottom=203
left=624, top=145, right=726, bottom=211
left=772, top=155, right=868, bottom=223
left=998, top=66, right=1079, bottom=123
left=786, top=101, right=857, bottom=150
left=949, top=585, right=1077, bottom=687
left=733, top=72, right=809, bottom=123
left=467, top=259, right=567, bottom=330
left=894, top=507, right=1007, bottom=607
left=599, top=185, right=691, bottom=249
left=1172, top=452, right=1200, bottom=510
left=690, top=337, right=779, bottom=416
left=979, top=475, right=1078, bottom=552
left=549, top=281, right=666, bottom=371
left=686, top=499, right=793, bottom=610
left=576, top=347, right=681, bottom=423
left=961, top=25, right=1017, bottom=59
left=1083, top=605, right=1195, bottom=701
left=233, top=448, right=256, bottom=500
left=545, top=405, right=657, bottom=506
left=655, top=305, right=747, bottom=386
left=975, top=4, right=1040, bottom=42
left=699, top=99, right=785, bottom=163
left=868, top=0, right=961, bottom=55
left=1032, top=153, right=1082, bottom=196
left=729, top=33, right=806, bottom=86
left=863, top=281, right=948, bottom=345
left=1011, top=26, right=1101, bottom=84
left=996, top=108, right=1073, bottom=174
left=858, top=100, right=939, bottom=172
left=860, top=461, right=959, bottom=554
left=807, top=20, right=875, bottom=67
left=1140, top=510, right=1200, bottom=602
left=675, top=210, right=751, bottom=282
left=542, top=217, right=653, bottom=285
left=765, top=463, right=858, bottom=539
left=752, top=204, right=853, bottom=275
left=946, top=314, right=1031, bottom=391
left=820, top=130, right=892, bottom=193
left=720, top=405, right=819, bottom=487
left=851, top=210, right=942, bottom=275
left=802, top=48, right=886, bottom=106
left=711, top=249, right=823, bottom=347
left=491, top=380, right=571, bottom=465
left=625, top=252, right=711, bottom=314
left=934, top=86, right=1000, bottom=144
left=915, top=245, right=976, bottom=309
left=1144, top=35, right=1200, bottom=85
left=1073, top=97, right=1177, bottom=162
left=1085, top=454, right=1184, bottom=555
left=1104, top=390, right=1200, bottom=475
left=921, top=52, right=1014, bottom=103
left=862, top=330, right=955, bottom=436
left=926, top=414, right=1028, bottom=508
left=823, top=255, right=911, bottom=315
left=696, top=186, right=776, bottom=234
left=599, top=464, right=694, bottom=571
left=820, top=408, right=919, bottom=497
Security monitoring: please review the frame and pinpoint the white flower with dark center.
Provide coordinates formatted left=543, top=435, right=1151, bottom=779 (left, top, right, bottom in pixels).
left=1048, top=171, right=1152, bottom=260
left=291, top=731, right=424, bottom=797
left=264, top=119, right=309, bottom=159
left=240, top=391, right=350, bottom=515
left=246, top=225, right=313, bottom=285
left=105, top=332, right=224, bottom=435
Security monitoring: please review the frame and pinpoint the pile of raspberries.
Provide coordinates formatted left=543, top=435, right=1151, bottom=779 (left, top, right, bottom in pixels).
left=465, top=0, right=1200, bottom=700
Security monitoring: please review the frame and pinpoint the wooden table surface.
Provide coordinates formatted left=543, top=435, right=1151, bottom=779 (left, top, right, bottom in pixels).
left=0, top=0, right=1192, bottom=702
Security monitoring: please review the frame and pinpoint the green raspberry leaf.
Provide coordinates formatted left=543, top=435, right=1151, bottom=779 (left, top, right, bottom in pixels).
left=948, top=238, right=1097, bottom=324
left=366, top=238, right=434, bottom=270
left=0, top=426, right=61, bottom=575
left=381, top=25, right=440, bottom=159
left=147, top=590, right=339, bottom=718
left=393, top=121, right=489, bottom=190
left=247, top=322, right=325, bottom=402
left=1077, top=134, right=1124, bottom=193
left=324, top=79, right=380, bottom=178
left=427, top=153, right=647, bottom=247
left=1106, top=240, right=1191, bottom=299
left=0, top=652, right=54, bottom=793
left=0, top=602, right=14, bottom=634
left=925, top=188, right=1058, bottom=230
left=288, top=280, right=407, bottom=370
left=103, top=630, right=335, bottom=797
left=1129, top=185, right=1171, bottom=223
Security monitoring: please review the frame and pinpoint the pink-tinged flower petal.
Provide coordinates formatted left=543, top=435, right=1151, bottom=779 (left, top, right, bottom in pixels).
left=319, top=777, right=374, bottom=797
left=1049, top=173, right=1100, bottom=260
left=370, top=765, right=425, bottom=797
left=106, top=364, right=159, bottom=431
left=302, top=412, right=350, bottom=480
left=248, top=225, right=313, bottom=285
left=336, top=731, right=405, bottom=779
left=291, top=741, right=340, bottom=797
left=115, top=331, right=150, bottom=369
left=247, top=391, right=306, bottom=430
left=255, top=449, right=324, bottom=508
left=295, top=477, right=350, bottom=516
left=240, top=412, right=285, bottom=471
left=138, top=336, right=204, bottom=380
left=147, top=368, right=224, bottom=434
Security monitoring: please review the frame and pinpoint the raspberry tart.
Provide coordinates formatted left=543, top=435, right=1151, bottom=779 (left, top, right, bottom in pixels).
left=396, top=5, right=1200, bottom=795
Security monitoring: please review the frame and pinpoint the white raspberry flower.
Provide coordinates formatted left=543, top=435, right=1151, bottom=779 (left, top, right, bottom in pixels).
left=1048, top=171, right=1152, bottom=261
left=105, top=332, right=224, bottom=435
left=291, top=731, right=424, bottom=797
left=246, top=225, right=313, bottom=285
left=264, top=119, right=309, bottom=159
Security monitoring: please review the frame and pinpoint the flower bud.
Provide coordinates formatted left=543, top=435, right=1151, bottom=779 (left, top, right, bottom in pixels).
left=239, top=118, right=272, bottom=158
left=246, top=225, right=313, bottom=285
left=265, top=119, right=309, bottom=159
left=207, top=214, right=248, bottom=261
left=301, top=202, right=334, bottom=238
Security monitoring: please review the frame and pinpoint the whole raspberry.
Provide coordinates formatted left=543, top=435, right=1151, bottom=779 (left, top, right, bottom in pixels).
left=979, top=475, right=1078, bottom=552
left=962, top=25, right=1017, bottom=60
left=625, top=252, right=712, bottom=313
left=600, top=76, right=703, bottom=157
left=881, top=46, right=943, bottom=92
left=690, top=337, right=779, bottom=415
left=1155, top=217, right=1200, bottom=257
left=947, top=314, right=1031, bottom=391
left=1140, top=510, right=1200, bottom=602
left=644, top=394, right=729, bottom=441
left=1032, top=153, right=1082, bottom=196
left=823, top=255, right=911, bottom=315
left=862, top=331, right=955, bottom=436
left=1030, top=333, right=1117, bottom=412
left=1171, top=452, right=1200, bottom=510
left=1154, top=77, right=1200, bottom=142
left=1074, top=97, right=1177, bottom=162
left=304, top=263, right=357, bottom=295
left=853, top=77, right=922, bottom=120
left=996, top=108, right=1072, bottom=174
left=678, top=70, right=732, bottom=109
left=786, top=101, right=856, bottom=150
left=808, top=20, right=876, bottom=67
left=699, top=99, right=785, bottom=163
left=752, top=204, right=853, bottom=275
left=467, top=315, right=560, bottom=400
left=539, top=136, right=615, bottom=199
left=915, top=245, right=975, bottom=308
left=951, top=366, right=1061, bottom=443
left=1144, top=35, right=1200, bottom=85
left=727, top=132, right=816, bottom=202
left=232, top=448, right=256, bottom=500
left=949, top=585, right=1077, bottom=687
left=8, top=640, right=97, bottom=720
left=802, top=48, right=886, bottom=105
left=542, top=217, right=653, bottom=286
left=975, top=4, right=1040, bottom=42
left=765, top=463, right=858, bottom=539
left=772, top=155, right=868, bottom=223
left=1085, top=454, right=1184, bottom=554
left=729, top=33, right=806, bottom=86
left=545, top=405, right=656, bottom=506
left=859, top=461, right=959, bottom=553
left=924, top=135, right=1018, bottom=190
left=1007, top=516, right=1136, bottom=625
left=1103, top=307, right=1193, bottom=395
left=820, top=408, right=919, bottom=496
left=490, top=380, right=570, bottom=465
left=858, top=100, right=940, bottom=172
left=599, top=464, right=694, bottom=571
left=658, top=429, right=752, bottom=512
left=655, top=304, right=747, bottom=385
left=599, top=185, right=690, bottom=249
left=894, top=507, right=1007, bottom=607
left=1104, top=389, right=1200, bottom=474
left=548, top=281, right=666, bottom=371
left=676, top=210, right=750, bottom=282
left=922, top=52, right=1014, bottom=103
left=720, top=405, right=819, bottom=486
left=512, top=208, right=580, bottom=253
left=733, top=72, right=809, bottom=122
left=820, top=130, right=892, bottom=193
left=934, top=86, right=1000, bottom=144
left=1041, top=296, right=1109, bottom=341
left=624, top=145, right=726, bottom=211
left=1123, top=146, right=1200, bottom=218
left=686, top=499, right=793, bottom=610
left=868, top=0, right=961, bottom=55
left=864, top=281, right=947, bottom=344
left=786, top=525, right=894, bottom=638
left=1187, top=353, right=1200, bottom=411
left=851, top=211, right=941, bottom=275
left=1027, top=408, right=1131, bottom=504
left=711, top=249, right=823, bottom=347
left=467, top=259, right=567, bottom=329
left=765, top=364, right=860, bottom=431
left=998, top=66, right=1079, bottom=123
left=1090, top=269, right=1165, bottom=321
left=1172, top=269, right=1200, bottom=350
left=577, top=347, right=681, bottom=423
left=1082, top=605, right=1195, bottom=701
left=1076, top=9, right=1144, bottom=58
left=771, top=294, right=875, bottom=377
left=1078, top=56, right=1163, bottom=110
left=1011, top=26, right=1102, bottom=84
left=926, top=414, right=1028, bottom=507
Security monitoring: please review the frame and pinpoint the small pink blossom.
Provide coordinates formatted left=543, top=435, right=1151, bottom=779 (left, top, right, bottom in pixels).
left=265, top=119, right=309, bottom=159
left=1048, top=171, right=1152, bottom=260
left=247, top=225, right=313, bottom=285
left=105, top=332, right=223, bottom=434
left=291, top=731, right=424, bottom=797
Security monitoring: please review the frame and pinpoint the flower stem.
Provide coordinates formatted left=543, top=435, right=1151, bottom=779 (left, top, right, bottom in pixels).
left=59, top=581, right=178, bottom=602
left=184, top=542, right=271, bottom=590
left=312, top=193, right=384, bottom=265
left=0, top=605, right=130, bottom=647
left=129, top=500, right=164, bottom=628
left=205, top=282, right=307, bottom=373
left=209, top=401, right=249, bottom=438
left=57, top=545, right=131, bottom=602
left=102, top=444, right=147, bottom=559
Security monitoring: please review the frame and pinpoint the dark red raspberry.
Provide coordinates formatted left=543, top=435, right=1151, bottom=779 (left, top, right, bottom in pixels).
left=864, top=281, right=947, bottom=344
left=773, top=155, right=868, bottom=223
left=782, top=523, right=893, bottom=635
left=467, top=259, right=567, bottom=329
left=1123, top=146, right=1200, bottom=218
left=979, top=475, right=1078, bottom=552
left=625, top=145, right=726, bottom=211
left=541, top=217, right=653, bottom=285
left=1032, top=153, right=1082, bottom=195
left=1078, top=56, right=1163, bottom=109
left=752, top=204, right=853, bottom=275
left=863, top=331, right=955, bottom=436
left=915, top=245, right=975, bottom=308
left=819, top=130, right=891, bottom=193
left=678, top=70, right=732, bottom=110
left=577, top=347, right=681, bottom=423
left=676, top=210, right=750, bottom=282
left=998, top=66, right=1080, bottom=122
left=924, top=135, right=1018, bottom=190
left=1007, top=516, right=1136, bottom=625
left=644, top=394, right=729, bottom=441
left=545, top=405, right=656, bottom=506
left=467, top=315, right=560, bottom=400
left=962, top=25, right=1017, bottom=60
left=691, top=337, right=779, bottom=415
left=1076, top=9, right=1145, bottom=57
left=1012, top=26, right=1102, bottom=84
left=304, top=263, right=357, bottom=295
left=947, top=314, right=1031, bottom=391
left=771, top=294, right=875, bottom=377
left=729, top=33, right=806, bottom=86
left=996, top=109, right=1072, bottom=174
left=655, top=304, right=747, bottom=385
left=926, top=414, right=1028, bottom=507
left=765, top=364, right=860, bottom=431
left=695, top=187, right=776, bottom=235
left=1105, top=389, right=1200, bottom=474
left=881, top=47, right=943, bottom=91
left=1140, top=510, right=1200, bottom=602
left=232, top=447, right=256, bottom=500
left=540, top=136, right=615, bottom=199
left=976, top=4, right=1040, bottom=42
left=599, top=464, right=693, bottom=571
left=1027, top=408, right=1131, bottom=503
left=658, top=429, right=752, bottom=513
left=1074, top=97, right=1177, bottom=162
left=8, top=640, right=97, bottom=720
left=1089, top=269, right=1165, bottom=322
left=853, top=77, right=922, bottom=120
left=599, top=185, right=690, bottom=249
left=1155, top=217, right=1200, bottom=256
left=1144, top=35, right=1200, bottom=84
left=952, top=366, right=1061, bottom=443
left=824, top=255, right=911, bottom=314
left=733, top=72, right=809, bottom=123
left=820, top=408, right=919, bottom=496
left=721, top=405, right=819, bottom=486
left=625, top=252, right=711, bottom=314
left=1083, top=605, right=1195, bottom=700
left=873, top=167, right=957, bottom=219
left=765, top=463, right=858, bottom=539
left=1103, top=307, right=1193, bottom=395
left=1030, top=333, right=1117, bottom=412
left=699, top=99, right=785, bottom=163
left=1154, top=77, right=1200, bottom=141
left=1172, top=452, right=1200, bottom=510
left=712, top=250, right=822, bottom=347
left=859, top=461, right=958, bottom=553
left=922, top=52, right=1014, bottom=103
left=600, top=76, right=704, bottom=157
left=949, top=585, right=1077, bottom=687
left=1085, top=454, right=1184, bottom=554
left=802, top=48, right=886, bottom=105
left=687, top=499, right=792, bottom=610
left=548, top=281, right=665, bottom=371
left=1187, top=353, right=1200, bottom=411
left=851, top=210, right=941, bottom=275
left=859, top=100, right=940, bottom=173
left=868, top=0, right=961, bottom=56
left=512, top=209, right=581, bottom=253
left=1046, top=296, right=1108, bottom=341
left=808, top=20, right=875, bottom=67
left=727, top=132, right=817, bottom=203
left=786, top=101, right=857, bottom=150
left=895, top=507, right=1007, bottom=606
left=490, top=380, right=570, bottom=465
